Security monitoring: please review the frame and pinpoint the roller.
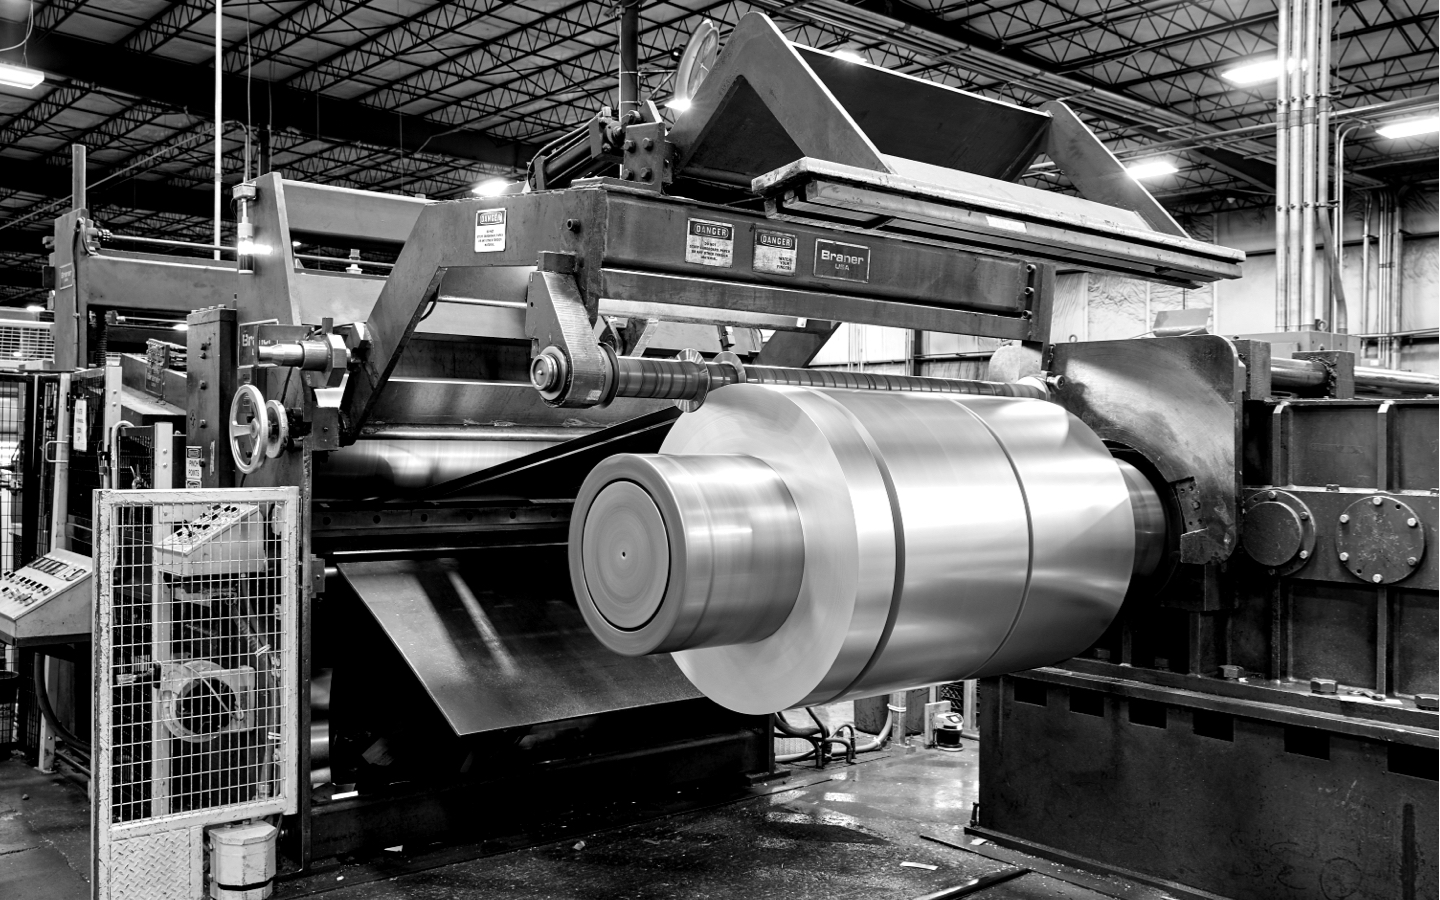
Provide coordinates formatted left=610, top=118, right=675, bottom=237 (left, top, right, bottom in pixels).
left=570, top=384, right=1166, bottom=714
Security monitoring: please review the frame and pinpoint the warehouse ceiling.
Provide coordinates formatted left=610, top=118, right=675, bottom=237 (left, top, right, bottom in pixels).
left=0, top=0, right=1435, bottom=303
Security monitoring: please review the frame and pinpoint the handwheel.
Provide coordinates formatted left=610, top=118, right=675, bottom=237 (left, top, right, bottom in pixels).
left=264, top=399, right=289, bottom=459
left=229, top=384, right=268, bottom=475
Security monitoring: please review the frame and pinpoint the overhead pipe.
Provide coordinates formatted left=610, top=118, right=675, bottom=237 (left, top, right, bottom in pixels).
left=1317, top=0, right=1334, bottom=327
left=1284, top=0, right=1305, bottom=332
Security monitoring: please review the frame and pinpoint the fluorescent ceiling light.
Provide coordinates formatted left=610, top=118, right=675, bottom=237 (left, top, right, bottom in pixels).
left=665, top=96, right=692, bottom=112
left=1127, top=160, right=1178, bottom=180
left=1220, top=58, right=1281, bottom=85
left=1376, top=116, right=1440, bottom=139
left=472, top=178, right=510, bottom=197
left=0, top=62, right=44, bottom=90
left=833, top=49, right=867, bottom=64
left=25, top=305, right=43, bottom=313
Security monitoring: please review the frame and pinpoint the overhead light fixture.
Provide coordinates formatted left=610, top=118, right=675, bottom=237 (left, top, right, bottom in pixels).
left=25, top=305, right=43, bottom=313
left=0, top=61, right=44, bottom=90
left=1376, top=116, right=1440, bottom=139
left=833, top=49, right=867, bottom=64
left=472, top=179, right=511, bottom=197
left=1127, top=160, right=1178, bottom=180
left=237, top=239, right=272, bottom=256
left=1220, top=58, right=1281, bottom=85
left=172, top=322, right=189, bottom=332
left=665, top=96, right=692, bottom=112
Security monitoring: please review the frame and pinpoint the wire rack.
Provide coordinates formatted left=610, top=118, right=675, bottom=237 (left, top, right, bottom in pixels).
left=0, top=319, right=55, bottom=363
left=94, top=488, right=298, bottom=900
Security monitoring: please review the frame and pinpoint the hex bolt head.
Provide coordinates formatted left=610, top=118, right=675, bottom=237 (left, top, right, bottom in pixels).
left=1372, top=573, right=1384, bottom=583
left=1311, top=678, right=1338, bottom=695
left=1299, top=511, right=1309, bottom=520
left=1339, top=514, right=1350, bottom=524
left=642, top=137, right=655, bottom=150
left=1267, top=490, right=1277, bottom=499
left=1372, top=496, right=1384, bottom=506
left=1408, top=557, right=1419, bottom=567
left=640, top=167, right=653, bottom=182
left=1407, top=517, right=1419, bottom=528
left=623, top=139, right=636, bottom=152
left=1339, top=552, right=1350, bottom=561
left=1191, top=499, right=1201, bottom=510
left=1299, top=550, right=1309, bottom=559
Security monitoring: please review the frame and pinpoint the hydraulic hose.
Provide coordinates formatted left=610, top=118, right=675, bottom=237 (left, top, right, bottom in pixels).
left=34, top=653, right=91, bottom=754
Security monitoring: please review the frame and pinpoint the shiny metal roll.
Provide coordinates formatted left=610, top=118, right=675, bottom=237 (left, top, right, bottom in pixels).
left=571, top=384, right=1153, bottom=714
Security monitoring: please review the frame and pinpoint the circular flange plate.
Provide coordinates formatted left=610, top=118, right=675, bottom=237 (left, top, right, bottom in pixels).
left=1242, top=489, right=1316, bottom=575
left=582, top=481, right=670, bottom=630
left=1337, top=495, right=1426, bottom=585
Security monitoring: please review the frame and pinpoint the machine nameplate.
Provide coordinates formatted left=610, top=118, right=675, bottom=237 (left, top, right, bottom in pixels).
left=474, top=209, right=507, bottom=253
left=57, top=262, right=73, bottom=289
left=753, top=229, right=797, bottom=275
left=814, top=239, right=870, bottom=283
left=684, top=218, right=734, bottom=267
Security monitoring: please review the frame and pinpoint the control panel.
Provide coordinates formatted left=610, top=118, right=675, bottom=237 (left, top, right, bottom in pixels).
left=156, top=502, right=268, bottom=576
left=0, top=548, right=93, bottom=647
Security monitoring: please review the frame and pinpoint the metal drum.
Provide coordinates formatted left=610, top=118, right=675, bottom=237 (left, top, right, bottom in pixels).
left=571, top=384, right=1160, bottom=714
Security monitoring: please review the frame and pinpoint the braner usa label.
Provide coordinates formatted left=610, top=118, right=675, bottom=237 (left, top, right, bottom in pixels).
left=685, top=218, right=735, bottom=267
left=474, top=209, right=506, bottom=252
left=814, top=239, right=870, bottom=282
left=753, top=229, right=798, bottom=275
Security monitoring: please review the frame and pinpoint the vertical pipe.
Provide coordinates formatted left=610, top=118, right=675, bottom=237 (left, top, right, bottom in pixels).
left=1317, top=0, right=1333, bottom=328
left=1360, top=191, right=1372, bottom=338
left=1299, top=0, right=1319, bottom=330
left=49, top=374, right=70, bottom=553
left=1389, top=193, right=1404, bottom=368
left=213, top=0, right=224, bottom=261
left=1274, top=0, right=1290, bottom=331
left=617, top=0, right=641, bottom=121
left=1286, top=0, right=1305, bottom=332
left=70, top=144, right=86, bottom=212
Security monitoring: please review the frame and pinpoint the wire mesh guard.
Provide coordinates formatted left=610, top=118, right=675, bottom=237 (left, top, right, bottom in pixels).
left=94, top=489, right=298, bottom=900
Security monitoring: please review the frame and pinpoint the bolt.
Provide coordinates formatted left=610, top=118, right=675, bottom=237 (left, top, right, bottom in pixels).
left=1372, top=573, right=1383, bottom=584
left=200, top=380, right=208, bottom=390
left=1407, top=517, right=1418, bottom=528
left=1268, top=490, right=1277, bottom=499
left=622, top=169, right=635, bottom=180
left=1310, top=678, right=1338, bottom=695
left=640, top=167, right=653, bottom=182
left=1339, top=514, right=1350, bottom=524
left=1191, top=499, right=1201, bottom=510
left=1408, top=556, right=1418, bottom=567
left=1372, top=496, right=1384, bottom=506
left=199, top=419, right=207, bottom=429
left=1219, top=665, right=1244, bottom=680
left=642, top=137, right=655, bottom=150
left=1267, top=568, right=1276, bottom=575
left=565, top=218, right=580, bottom=232
left=1339, top=552, right=1350, bottom=561
left=623, top=139, right=636, bottom=152
left=1299, top=511, right=1309, bottom=520
left=1299, top=550, right=1309, bottom=559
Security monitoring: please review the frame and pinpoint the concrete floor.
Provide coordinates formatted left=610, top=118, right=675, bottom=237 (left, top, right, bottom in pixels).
left=0, top=727, right=1149, bottom=900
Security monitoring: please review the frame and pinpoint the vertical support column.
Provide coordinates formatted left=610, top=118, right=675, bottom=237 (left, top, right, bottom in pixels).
left=71, top=144, right=86, bottom=213
left=213, top=0, right=224, bottom=261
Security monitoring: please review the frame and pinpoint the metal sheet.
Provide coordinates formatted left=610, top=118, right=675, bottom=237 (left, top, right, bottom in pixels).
left=337, top=558, right=701, bottom=736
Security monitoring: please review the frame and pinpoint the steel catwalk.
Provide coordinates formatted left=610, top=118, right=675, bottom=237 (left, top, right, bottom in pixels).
left=571, top=385, right=1150, bottom=714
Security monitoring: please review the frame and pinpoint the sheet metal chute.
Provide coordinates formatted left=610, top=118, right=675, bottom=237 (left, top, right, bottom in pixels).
left=568, top=385, right=1168, bottom=714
